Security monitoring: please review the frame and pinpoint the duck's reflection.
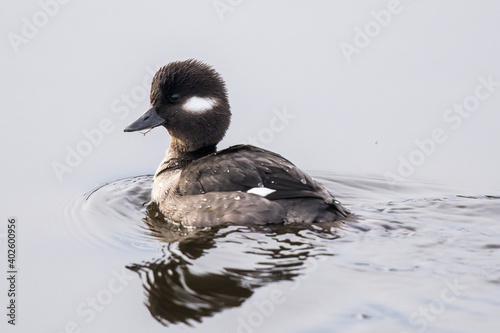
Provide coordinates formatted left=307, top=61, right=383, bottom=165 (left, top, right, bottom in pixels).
left=127, top=202, right=342, bottom=326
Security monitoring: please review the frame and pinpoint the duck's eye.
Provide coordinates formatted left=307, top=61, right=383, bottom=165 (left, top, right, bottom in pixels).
left=169, top=93, right=180, bottom=102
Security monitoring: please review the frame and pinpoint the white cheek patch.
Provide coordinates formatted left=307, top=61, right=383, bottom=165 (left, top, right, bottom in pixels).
left=247, top=187, right=276, bottom=197
left=182, top=96, right=218, bottom=113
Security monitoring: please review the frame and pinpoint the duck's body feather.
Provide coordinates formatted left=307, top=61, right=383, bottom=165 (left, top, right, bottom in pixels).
left=152, top=145, right=349, bottom=227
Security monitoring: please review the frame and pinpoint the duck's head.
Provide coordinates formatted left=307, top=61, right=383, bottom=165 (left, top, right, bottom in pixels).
left=124, top=59, right=231, bottom=153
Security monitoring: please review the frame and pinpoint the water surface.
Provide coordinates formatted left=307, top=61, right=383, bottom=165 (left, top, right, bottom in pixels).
left=58, top=173, right=500, bottom=332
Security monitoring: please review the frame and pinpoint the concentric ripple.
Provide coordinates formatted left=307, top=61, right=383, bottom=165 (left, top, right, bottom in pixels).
left=58, top=172, right=500, bottom=328
left=60, top=175, right=161, bottom=252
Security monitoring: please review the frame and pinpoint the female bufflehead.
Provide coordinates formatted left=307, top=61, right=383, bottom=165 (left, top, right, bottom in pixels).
left=125, top=60, right=349, bottom=227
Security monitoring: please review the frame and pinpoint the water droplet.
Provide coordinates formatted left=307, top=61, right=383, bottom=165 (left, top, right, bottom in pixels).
left=235, top=196, right=240, bottom=201
left=300, top=178, right=307, bottom=184
left=202, top=198, right=207, bottom=201
left=257, top=182, right=263, bottom=187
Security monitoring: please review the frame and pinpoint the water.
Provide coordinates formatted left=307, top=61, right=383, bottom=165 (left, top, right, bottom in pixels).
left=3, top=2, right=500, bottom=332
left=54, top=173, right=500, bottom=332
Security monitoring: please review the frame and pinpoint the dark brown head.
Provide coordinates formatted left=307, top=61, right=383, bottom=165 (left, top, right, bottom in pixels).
left=125, top=59, right=231, bottom=153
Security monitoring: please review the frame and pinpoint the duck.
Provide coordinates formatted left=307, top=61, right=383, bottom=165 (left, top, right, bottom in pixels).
left=124, top=59, right=349, bottom=227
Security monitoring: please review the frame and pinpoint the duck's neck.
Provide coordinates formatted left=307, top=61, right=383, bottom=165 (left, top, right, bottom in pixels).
left=155, top=143, right=217, bottom=177
left=165, top=143, right=217, bottom=160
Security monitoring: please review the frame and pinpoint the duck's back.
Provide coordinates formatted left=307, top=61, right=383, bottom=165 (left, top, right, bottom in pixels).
left=155, top=145, right=349, bottom=225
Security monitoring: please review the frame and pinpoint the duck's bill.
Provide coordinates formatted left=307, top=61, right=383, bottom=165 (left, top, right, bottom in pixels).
left=124, top=107, right=166, bottom=132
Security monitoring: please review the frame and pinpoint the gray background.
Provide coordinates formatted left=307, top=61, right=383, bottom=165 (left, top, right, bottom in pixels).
left=1, top=1, right=500, bottom=332
left=2, top=0, right=500, bottom=196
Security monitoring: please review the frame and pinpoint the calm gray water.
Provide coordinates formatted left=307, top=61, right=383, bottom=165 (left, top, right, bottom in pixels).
left=51, top=173, right=500, bottom=332
left=3, top=2, right=500, bottom=332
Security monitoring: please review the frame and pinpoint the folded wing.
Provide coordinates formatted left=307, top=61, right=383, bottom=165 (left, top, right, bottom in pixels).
left=178, top=145, right=339, bottom=205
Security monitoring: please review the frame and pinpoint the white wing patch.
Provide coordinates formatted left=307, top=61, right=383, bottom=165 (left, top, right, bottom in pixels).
left=183, top=96, right=218, bottom=113
left=247, top=187, right=276, bottom=197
